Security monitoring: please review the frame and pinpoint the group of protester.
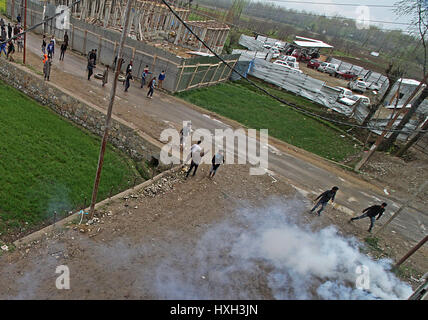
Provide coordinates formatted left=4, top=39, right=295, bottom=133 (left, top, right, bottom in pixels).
left=96, top=54, right=166, bottom=98
left=311, top=186, right=388, bottom=233
left=0, top=17, right=24, bottom=62
left=41, top=31, right=69, bottom=81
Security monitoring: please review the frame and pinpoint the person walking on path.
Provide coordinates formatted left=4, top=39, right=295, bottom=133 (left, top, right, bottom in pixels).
left=41, top=35, right=47, bottom=53
left=311, top=186, right=339, bottom=216
left=47, top=40, right=54, bottom=58
left=0, top=29, right=7, bottom=57
left=6, top=41, right=15, bottom=61
left=147, top=77, right=156, bottom=98
left=124, top=71, right=132, bottom=92
left=186, top=140, right=204, bottom=178
left=43, top=55, right=52, bottom=81
left=141, top=65, right=151, bottom=88
left=7, top=23, right=12, bottom=39
left=63, top=31, right=69, bottom=46
left=17, top=29, right=23, bottom=52
left=349, top=203, right=387, bottom=233
left=87, top=58, right=95, bottom=80
left=209, top=150, right=225, bottom=179
left=17, top=14, right=21, bottom=24
left=59, top=42, right=67, bottom=61
left=102, top=65, right=109, bottom=87
left=179, top=121, right=193, bottom=152
left=158, top=70, right=166, bottom=89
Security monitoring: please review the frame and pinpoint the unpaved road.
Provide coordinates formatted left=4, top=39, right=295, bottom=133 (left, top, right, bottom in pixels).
left=0, top=165, right=422, bottom=299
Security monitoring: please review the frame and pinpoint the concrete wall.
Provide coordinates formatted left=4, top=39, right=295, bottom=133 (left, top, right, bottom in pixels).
left=0, top=57, right=162, bottom=163
left=7, top=0, right=239, bottom=93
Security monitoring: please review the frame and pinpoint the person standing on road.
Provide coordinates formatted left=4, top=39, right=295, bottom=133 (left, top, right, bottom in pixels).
left=59, top=42, right=67, bottom=61
left=41, top=35, right=47, bottom=53
left=147, top=77, right=156, bottom=98
left=179, top=121, right=192, bottom=152
left=43, top=55, right=52, bottom=81
left=0, top=28, right=7, bottom=57
left=126, top=60, right=133, bottom=74
left=186, top=140, right=203, bottom=178
left=141, top=65, right=151, bottom=88
left=17, top=28, right=23, bottom=52
left=349, top=202, right=387, bottom=233
left=158, top=70, right=166, bottom=89
left=7, top=23, right=12, bottom=39
left=47, top=40, right=55, bottom=58
left=124, top=71, right=132, bottom=92
left=311, top=186, right=339, bottom=216
left=87, top=58, right=95, bottom=80
left=102, top=65, right=109, bottom=87
left=209, top=150, right=225, bottom=179
left=63, top=31, right=69, bottom=47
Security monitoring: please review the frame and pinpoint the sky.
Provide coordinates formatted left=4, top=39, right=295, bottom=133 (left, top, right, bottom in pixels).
left=259, top=0, right=414, bottom=31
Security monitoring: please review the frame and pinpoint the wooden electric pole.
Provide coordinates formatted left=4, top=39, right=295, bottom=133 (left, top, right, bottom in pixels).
left=395, top=235, right=428, bottom=268
left=88, top=0, right=133, bottom=219
left=355, top=72, right=428, bottom=171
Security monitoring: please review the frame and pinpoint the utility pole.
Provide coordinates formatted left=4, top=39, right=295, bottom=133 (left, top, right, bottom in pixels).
left=374, top=181, right=428, bottom=237
left=395, top=117, right=428, bottom=157
left=395, top=235, right=428, bottom=268
left=23, top=0, right=26, bottom=64
left=88, top=0, right=133, bottom=219
left=355, top=72, right=428, bottom=171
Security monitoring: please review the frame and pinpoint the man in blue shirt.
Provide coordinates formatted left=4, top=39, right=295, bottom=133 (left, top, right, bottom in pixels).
left=158, top=70, right=166, bottom=89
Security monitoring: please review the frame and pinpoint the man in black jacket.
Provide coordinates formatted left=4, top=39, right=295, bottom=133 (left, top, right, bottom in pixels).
left=350, top=202, right=387, bottom=233
left=311, top=186, right=339, bottom=216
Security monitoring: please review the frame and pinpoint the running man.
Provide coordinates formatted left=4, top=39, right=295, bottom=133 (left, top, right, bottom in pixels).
left=349, top=202, right=387, bottom=233
left=311, top=186, right=339, bottom=216
left=209, top=150, right=225, bottom=179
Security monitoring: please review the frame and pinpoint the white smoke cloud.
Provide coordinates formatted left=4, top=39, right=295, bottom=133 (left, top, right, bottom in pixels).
left=152, top=197, right=413, bottom=300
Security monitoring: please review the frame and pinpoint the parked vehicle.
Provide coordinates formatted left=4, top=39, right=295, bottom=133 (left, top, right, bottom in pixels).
left=271, top=47, right=281, bottom=59
left=263, top=44, right=272, bottom=50
left=325, top=64, right=339, bottom=75
left=335, top=70, right=358, bottom=80
left=307, top=59, right=322, bottom=69
left=273, top=60, right=303, bottom=73
left=338, top=94, right=370, bottom=107
left=317, top=62, right=329, bottom=72
left=335, top=86, right=353, bottom=99
left=348, top=79, right=368, bottom=93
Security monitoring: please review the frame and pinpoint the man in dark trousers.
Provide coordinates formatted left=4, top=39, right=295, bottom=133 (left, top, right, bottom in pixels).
left=311, top=186, right=339, bottom=216
left=59, top=42, right=67, bottom=61
left=124, top=71, right=132, bottom=92
left=47, top=40, right=54, bottom=58
left=209, top=150, right=225, bottom=179
left=147, top=77, right=156, bottom=98
left=87, top=58, right=95, bottom=80
left=7, top=23, right=12, bottom=39
left=63, top=31, right=69, bottom=46
left=349, top=202, right=387, bottom=233
left=186, top=140, right=203, bottom=178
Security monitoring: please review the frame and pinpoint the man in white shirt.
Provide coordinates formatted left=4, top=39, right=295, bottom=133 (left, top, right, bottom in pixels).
left=186, top=140, right=203, bottom=178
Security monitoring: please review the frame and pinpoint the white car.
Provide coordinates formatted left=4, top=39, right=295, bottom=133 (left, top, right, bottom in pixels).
left=338, top=94, right=370, bottom=107
left=273, top=60, right=303, bottom=73
left=317, top=62, right=329, bottom=72
left=325, top=64, right=339, bottom=75
left=367, top=82, right=382, bottom=91
left=336, top=87, right=353, bottom=99
left=271, top=47, right=281, bottom=59
left=348, top=79, right=368, bottom=93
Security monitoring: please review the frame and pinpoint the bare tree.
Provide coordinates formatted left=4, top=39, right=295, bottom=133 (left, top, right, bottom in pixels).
left=395, top=0, right=428, bottom=75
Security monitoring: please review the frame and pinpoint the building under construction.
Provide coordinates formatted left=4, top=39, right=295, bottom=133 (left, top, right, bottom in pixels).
left=53, top=0, right=230, bottom=55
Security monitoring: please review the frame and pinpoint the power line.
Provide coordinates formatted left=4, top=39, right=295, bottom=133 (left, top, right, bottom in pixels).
left=263, top=0, right=396, bottom=8
left=164, top=0, right=427, bottom=134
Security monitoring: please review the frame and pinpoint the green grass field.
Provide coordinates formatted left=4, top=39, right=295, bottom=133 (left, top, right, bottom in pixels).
left=0, top=81, right=141, bottom=234
left=176, top=81, right=359, bottom=162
